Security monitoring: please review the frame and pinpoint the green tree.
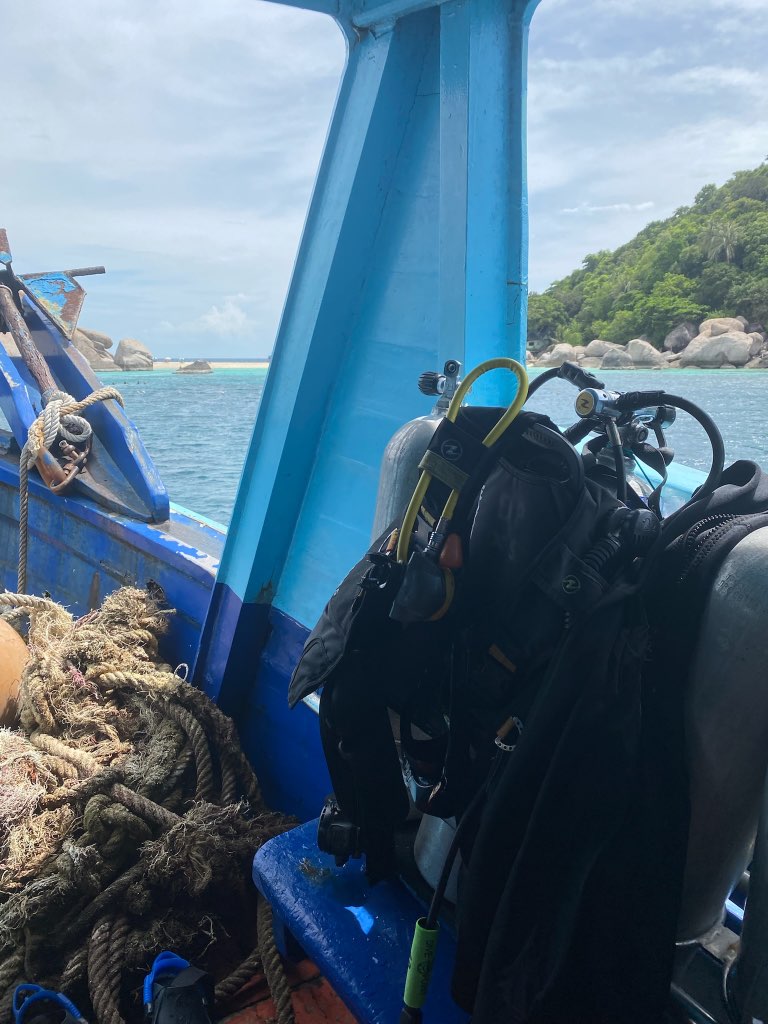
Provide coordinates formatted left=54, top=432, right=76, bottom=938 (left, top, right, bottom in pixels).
left=727, top=165, right=768, bottom=203
left=553, top=323, right=585, bottom=347
left=526, top=161, right=768, bottom=344
left=677, top=244, right=706, bottom=278
left=726, top=275, right=768, bottom=325
left=527, top=293, right=568, bottom=342
left=695, top=263, right=742, bottom=311
left=701, top=218, right=741, bottom=264
left=635, top=276, right=705, bottom=344
left=600, top=309, right=642, bottom=344
left=694, top=183, right=719, bottom=214
left=736, top=210, right=768, bottom=275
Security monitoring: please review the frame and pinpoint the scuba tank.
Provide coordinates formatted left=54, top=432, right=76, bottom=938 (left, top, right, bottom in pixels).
left=372, top=360, right=461, bottom=539
left=678, top=526, right=768, bottom=943
left=289, top=357, right=768, bottom=1024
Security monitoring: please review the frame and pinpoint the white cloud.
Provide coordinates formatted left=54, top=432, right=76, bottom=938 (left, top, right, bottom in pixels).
left=200, top=297, right=251, bottom=336
left=526, top=0, right=768, bottom=289
left=561, top=201, right=654, bottom=215
left=664, top=66, right=766, bottom=98
left=2, top=0, right=345, bottom=356
left=3, top=0, right=768, bottom=347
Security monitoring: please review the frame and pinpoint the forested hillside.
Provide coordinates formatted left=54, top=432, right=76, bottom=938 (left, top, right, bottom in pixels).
left=528, top=162, right=768, bottom=348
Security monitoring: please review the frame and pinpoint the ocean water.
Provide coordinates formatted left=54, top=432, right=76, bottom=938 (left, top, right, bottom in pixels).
left=100, top=369, right=267, bottom=525
left=99, top=368, right=768, bottom=527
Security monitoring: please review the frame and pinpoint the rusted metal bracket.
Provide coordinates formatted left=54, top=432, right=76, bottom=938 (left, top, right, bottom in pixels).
left=35, top=440, right=89, bottom=494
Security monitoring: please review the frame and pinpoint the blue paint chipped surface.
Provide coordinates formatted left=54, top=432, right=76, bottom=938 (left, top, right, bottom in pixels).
left=345, top=905, right=376, bottom=935
left=25, top=272, right=78, bottom=300
left=21, top=272, right=85, bottom=338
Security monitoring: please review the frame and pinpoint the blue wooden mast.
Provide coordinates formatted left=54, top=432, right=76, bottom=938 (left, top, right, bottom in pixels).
left=197, top=0, right=540, bottom=815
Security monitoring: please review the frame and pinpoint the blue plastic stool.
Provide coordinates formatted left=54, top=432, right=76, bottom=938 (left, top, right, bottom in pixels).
left=252, top=819, right=470, bottom=1024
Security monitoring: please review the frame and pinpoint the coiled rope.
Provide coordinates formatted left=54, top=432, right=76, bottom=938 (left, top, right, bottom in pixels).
left=0, top=587, right=295, bottom=1024
left=18, top=387, right=124, bottom=593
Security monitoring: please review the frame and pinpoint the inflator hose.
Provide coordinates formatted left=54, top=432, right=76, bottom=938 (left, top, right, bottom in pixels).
left=650, top=393, right=725, bottom=498
left=612, top=391, right=724, bottom=499
left=525, top=366, right=560, bottom=397
left=563, top=393, right=725, bottom=507
left=396, top=358, right=528, bottom=564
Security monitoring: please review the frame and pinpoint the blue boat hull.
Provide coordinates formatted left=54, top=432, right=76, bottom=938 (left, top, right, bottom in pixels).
left=0, top=445, right=223, bottom=675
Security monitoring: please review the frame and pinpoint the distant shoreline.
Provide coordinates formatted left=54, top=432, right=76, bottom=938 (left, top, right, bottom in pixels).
left=153, top=360, right=269, bottom=371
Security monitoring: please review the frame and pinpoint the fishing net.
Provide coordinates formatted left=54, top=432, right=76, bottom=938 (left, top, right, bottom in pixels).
left=0, top=587, right=293, bottom=1024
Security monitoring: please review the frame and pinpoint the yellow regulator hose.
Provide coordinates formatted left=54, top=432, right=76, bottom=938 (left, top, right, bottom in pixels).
left=396, top=358, right=529, bottom=564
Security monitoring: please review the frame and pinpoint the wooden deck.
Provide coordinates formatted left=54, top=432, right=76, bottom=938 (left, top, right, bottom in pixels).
left=219, top=959, right=357, bottom=1024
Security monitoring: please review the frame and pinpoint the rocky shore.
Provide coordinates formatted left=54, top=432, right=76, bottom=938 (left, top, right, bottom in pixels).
left=72, top=330, right=154, bottom=371
left=529, top=316, right=768, bottom=371
left=0, top=327, right=156, bottom=371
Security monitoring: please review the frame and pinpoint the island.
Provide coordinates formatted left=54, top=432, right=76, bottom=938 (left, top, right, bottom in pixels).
left=175, top=360, right=213, bottom=374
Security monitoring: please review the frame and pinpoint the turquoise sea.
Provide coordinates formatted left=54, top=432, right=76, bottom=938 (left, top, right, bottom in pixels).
left=100, top=367, right=768, bottom=527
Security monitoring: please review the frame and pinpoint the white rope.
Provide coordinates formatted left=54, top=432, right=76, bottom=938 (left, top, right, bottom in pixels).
left=40, top=390, right=93, bottom=448
left=18, top=386, right=124, bottom=593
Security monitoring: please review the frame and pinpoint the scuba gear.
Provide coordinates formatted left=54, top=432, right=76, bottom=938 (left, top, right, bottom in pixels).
left=393, top=356, right=529, bottom=588
left=729, top=750, right=768, bottom=1021
left=13, top=987, right=86, bottom=1024
left=373, top=360, right=462, bottom=539
left=288, top=359, right=766, bottom=1022
left=399, top=918, right=439, bottom=1024
left=290, top=361, right=722, bottom=850
left=570, top=386, right=725, bottom=513
left=143, top=952, right=213, bottom=1024
left=413, top=816, right=460, bottom=904
left=653, top=462, right=768, bottom=942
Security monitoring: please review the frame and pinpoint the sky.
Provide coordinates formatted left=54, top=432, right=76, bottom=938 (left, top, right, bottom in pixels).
left=2, top=0, right=767, bottom=358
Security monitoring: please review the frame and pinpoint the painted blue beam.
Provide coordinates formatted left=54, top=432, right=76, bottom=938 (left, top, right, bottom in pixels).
left=208, top=22, right=430, bottom=607
left=466, top=0, right=539, bottom=402
left=438, top=0, right=539, bottom=408
left=0, top=344, right=37, bottom=442
left=200, top=0, right=541, bottom=697
left=352, top=0, right=451, bottom=28
left=438, top=0, right=471, bottom=372
left=198, top=17, right=435, bottom=697
left=268, top=0, right=453, bottom=31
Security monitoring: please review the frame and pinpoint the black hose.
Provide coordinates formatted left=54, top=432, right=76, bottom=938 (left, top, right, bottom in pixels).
left=605, top=419, right=627, bottom=503
left=582, top=535, right=623, bottom=576
left=527, top=362, right=605, bottom=400
left=563, top=418, right=598, bottom=446
left=615, top=392, right=724, bottom=496
left=424, top=755, right=502, bottom=930
left=655, top=394, right=725, bottom=497
left=525, top=367, right=560, bottom=397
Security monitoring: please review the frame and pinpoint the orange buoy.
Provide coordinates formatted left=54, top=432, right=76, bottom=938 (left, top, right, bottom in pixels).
left=0, top=618, right=28, bottom=727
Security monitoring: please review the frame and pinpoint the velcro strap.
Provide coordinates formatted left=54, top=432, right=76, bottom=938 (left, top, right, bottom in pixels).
left=419, top=450, right=469, bottom=491
left=419, top=419, right=486, bottom=492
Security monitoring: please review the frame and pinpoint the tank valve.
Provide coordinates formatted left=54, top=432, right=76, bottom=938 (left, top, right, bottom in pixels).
left=418, top=360, right=461, bottom=411
left=417, top=372, right=443, bottom=396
